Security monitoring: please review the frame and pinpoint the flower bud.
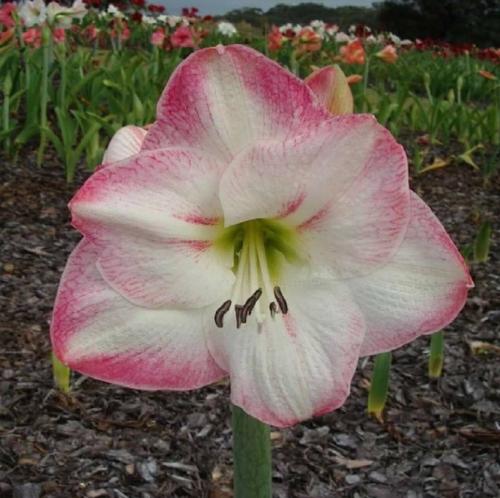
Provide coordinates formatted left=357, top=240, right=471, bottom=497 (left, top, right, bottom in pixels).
left=305, top=65, right=353, bottom=115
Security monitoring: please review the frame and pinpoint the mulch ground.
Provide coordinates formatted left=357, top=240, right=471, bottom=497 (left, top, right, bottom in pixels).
left=0, top=146, right=499, bottom=498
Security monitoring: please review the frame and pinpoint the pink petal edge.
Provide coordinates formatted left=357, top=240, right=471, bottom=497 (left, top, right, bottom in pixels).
left=357, top=192, right=473, bottom=357
left=51, top=239, right=227, bottom=390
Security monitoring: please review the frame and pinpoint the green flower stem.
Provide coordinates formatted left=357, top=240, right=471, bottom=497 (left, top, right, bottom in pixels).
left=367, top=351, right=392, bottom=420
left=2, top=73, right=12, bottom=151
left=58, top=47, right=67, bottom=109
left=232, top=404, right=272, bottom=498
left=428, top=331, right=444, bottom=378
left=362, top=55, right=371, bottom=112
left=37, top=26, right=52, bottom=166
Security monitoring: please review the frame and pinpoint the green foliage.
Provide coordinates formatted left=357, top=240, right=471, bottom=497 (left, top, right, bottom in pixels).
left=351, top=51, right=500, bottom=146
left=473, top=221, right=492, bottom=263
left=0, top=39, right=181, bottom=180
left=368, top=352, right=392, bottom=421
left=52, top=352, right=71, bottom=393
left=0, top=31, right=498, bottom=182
left=428, top=331, right=444, bottom=378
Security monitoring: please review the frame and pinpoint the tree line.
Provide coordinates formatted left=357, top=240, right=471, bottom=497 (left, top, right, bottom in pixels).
left=222, top=1, right=500, bottom=47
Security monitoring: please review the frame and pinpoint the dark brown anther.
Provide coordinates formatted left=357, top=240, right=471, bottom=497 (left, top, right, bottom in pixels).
left=235, top=305, right=244, bottom=329
left=273, top=286, right=288, bottom=314
left=242, top=288, right=263, bottom=321
left=249, top=288, right=263, bottom=303
left=214, top=300, right=232, bottom=328
left=269, top=302, right=278, bottom=317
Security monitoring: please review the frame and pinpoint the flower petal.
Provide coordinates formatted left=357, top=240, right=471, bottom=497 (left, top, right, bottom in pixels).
left=141, top=44, right=330, bottom=162
left=102, top=125, right=147, bottom=165
left=219, top=114, right=410, bottom=278
left=70, top=148, right=235, bottom=308
left=207, top=278, right=365, bottom=427
left=305, top=65, right=354, bottom=115
left=354, top=192, right=473, bottom=356
left=51, top=239, right=226, bottom=390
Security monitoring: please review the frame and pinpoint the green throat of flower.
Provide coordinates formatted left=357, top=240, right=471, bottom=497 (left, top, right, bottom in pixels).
left=213, top=219, right=303, bottom=329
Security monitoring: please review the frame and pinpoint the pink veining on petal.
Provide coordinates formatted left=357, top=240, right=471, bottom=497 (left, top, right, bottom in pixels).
left=166, top=239, right=212, bottom=251
left=276, top=192, right=306, bottom=219
left=283, top=313, right=298, bottom=338
left=297, top=203, right=332, bottom=231
left=173, top=213, right=220, bottom=225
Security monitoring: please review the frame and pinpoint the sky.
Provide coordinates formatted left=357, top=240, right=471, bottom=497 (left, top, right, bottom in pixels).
left=164, top=0, right=374, bottom=16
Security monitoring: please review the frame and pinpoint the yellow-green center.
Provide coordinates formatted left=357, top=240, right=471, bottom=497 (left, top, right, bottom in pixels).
left=213, top=219, right=303, bottom=328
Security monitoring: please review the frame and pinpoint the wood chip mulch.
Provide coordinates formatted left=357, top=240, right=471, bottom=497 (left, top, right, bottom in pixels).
left=0, top=146, right=499, bottom=498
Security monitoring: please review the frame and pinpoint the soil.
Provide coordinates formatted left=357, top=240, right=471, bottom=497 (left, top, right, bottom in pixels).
left=0, top=146, right=499, bottom=498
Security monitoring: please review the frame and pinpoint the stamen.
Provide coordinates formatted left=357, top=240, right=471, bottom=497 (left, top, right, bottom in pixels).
left=235, top=305, right=245, bottom=329
left=273, top=286, right=288, bottom=314
left=214, top=300, right=232, bottom=328
left=241, top=288, right=263, bottom=324
left=244, top=289, right=262, bottom=314
left=269, top=302, right=278, bottom=317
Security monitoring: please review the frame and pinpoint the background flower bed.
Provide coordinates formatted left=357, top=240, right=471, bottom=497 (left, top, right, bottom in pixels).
left=1, top=1, right=499, bottom=181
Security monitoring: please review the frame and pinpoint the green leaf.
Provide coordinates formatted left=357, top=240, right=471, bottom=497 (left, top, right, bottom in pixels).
left=428, top=331, right=444, bottom=378
left=473, top=220, right=492, bottom=263
left=52, top=352, right=71, bottom=393
left=368, top=352, right=392, bottom=422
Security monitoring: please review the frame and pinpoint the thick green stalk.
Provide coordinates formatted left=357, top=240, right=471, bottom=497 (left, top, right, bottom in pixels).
left=428, top=331, right=444, bottom=378
left=232, top=404, right=272, bottom=498
left=367, top=351, right=392, bottom=420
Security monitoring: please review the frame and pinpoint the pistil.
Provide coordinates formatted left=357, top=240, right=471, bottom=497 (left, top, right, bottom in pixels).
left=213, top=219, right=296, bottom=329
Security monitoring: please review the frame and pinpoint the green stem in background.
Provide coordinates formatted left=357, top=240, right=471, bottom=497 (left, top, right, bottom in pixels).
left=14, top=16, right=32, bottom=121
left=2, top=72, right=12, bottom=151
left=153, top=45, right=160, bottom=85
left=367, top=351, right=392, bottom=421
left=52, top=352, right=71, bottom=393
left=494, top=84, right=500, bottom=146
left=428, top=331, right=444, bottom=378
left=290, top=50, right=299, bottom=76
left=473, top=220, right=492, bottom=263
left=232, top=404, right=272, bottom=498
left=362, top=55, right=371, bottom=112
left=58, top=46, right=67, bottom=109
left=37, top=26, right=52, bottom=166
left=464, top=51, right=472, bottom=103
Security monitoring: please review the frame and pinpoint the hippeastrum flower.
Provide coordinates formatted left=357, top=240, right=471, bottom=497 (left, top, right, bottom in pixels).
left=0, top=2, right=16, bottom=29
left=376, top=44, right=398, bottom=64
left=18, top=0, right=47, bottom=27
left=46, top=0, right=87, bottom=29
left=340, top=38, right=366, bottom=65
left=51, top=45, right=472, bottom=428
